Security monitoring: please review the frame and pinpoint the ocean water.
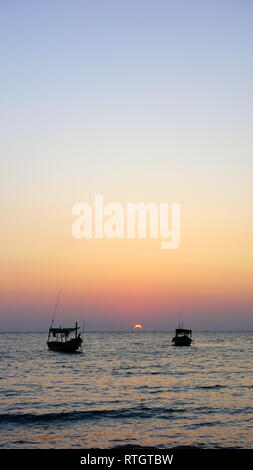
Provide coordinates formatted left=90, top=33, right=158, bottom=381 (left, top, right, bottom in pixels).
left=0, top=331, right=252, bottom=449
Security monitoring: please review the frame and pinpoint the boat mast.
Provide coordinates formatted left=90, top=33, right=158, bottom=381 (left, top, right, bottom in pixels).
left=48, top=291, right=61, bottom=341
left=178, top=312, right=183, bottom=329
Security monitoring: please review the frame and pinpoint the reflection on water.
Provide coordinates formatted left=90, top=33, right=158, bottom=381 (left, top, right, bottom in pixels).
left=0, top=332, right=252, bottom=448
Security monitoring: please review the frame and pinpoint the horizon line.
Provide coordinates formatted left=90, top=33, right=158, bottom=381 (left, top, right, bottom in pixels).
left=0, top=329, right=253, bottom=334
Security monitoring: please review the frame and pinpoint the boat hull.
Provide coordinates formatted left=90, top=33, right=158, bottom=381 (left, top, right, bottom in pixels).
left=47, top=337, right=82, bottom=352
left=172, top=336, right=192, bottom=346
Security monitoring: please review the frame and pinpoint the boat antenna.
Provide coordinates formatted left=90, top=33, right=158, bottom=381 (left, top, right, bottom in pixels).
left=178, top=311, right=183, bottom=328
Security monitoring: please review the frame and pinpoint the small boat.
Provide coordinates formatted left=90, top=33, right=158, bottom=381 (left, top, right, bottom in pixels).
left=47, top=322, right=83, bottom=352
left=172, top=328, right=192, bottom=346
left=47, top=292, right=83, bottom=352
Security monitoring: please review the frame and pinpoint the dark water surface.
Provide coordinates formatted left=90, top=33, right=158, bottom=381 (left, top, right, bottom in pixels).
left=0, top=332, right=252, bottom=448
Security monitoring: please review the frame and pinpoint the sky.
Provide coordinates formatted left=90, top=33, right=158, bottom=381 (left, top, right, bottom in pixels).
left=0, top=0, right=253, bottom=331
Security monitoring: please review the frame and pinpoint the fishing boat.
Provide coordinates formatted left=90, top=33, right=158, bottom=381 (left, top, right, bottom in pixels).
left=47, top=322, right=83, bottom=352
left=47, top=292, right=83, bottom=352
left=172, top=328, right=192, bottom=346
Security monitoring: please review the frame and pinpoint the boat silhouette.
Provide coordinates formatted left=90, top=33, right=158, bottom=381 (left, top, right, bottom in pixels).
left=172, top=328, right=192, bottom=346
left=47, top=292, right=83, bottom=352
left=47, top=322, right=83, bottom=352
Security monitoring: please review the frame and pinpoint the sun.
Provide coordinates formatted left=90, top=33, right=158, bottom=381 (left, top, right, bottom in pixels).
left=134, top=323, right=143, bottom=329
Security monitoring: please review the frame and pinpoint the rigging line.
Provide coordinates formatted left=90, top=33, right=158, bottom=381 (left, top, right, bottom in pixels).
left=50, top=290, right=61, bottom=329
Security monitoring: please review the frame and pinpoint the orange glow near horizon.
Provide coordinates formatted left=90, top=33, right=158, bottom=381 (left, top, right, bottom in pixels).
left=134, top=324, right=143, bottom=329
left=1, top=212, right=253, bottom=330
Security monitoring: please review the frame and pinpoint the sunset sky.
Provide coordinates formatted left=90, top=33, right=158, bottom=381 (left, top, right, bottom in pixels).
left=1, top=0, right=253, bottom=330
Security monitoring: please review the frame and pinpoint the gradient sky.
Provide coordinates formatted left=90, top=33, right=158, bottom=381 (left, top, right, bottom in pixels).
left=1, top=0, right=253, bottom=330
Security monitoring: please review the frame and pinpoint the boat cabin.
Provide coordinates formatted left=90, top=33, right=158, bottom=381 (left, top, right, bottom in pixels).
left=48, top=326, right=79, bottom=342
left=175, top=328, right=192, bottom=337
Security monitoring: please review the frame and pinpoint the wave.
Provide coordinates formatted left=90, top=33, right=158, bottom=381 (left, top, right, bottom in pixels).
left=0, top=406, right=188, bottom=424
left=110, top=443, right=243, bottom=450
left=1, top=404, right=251, bottom=425
left=196, top=385, right=227, bottom=390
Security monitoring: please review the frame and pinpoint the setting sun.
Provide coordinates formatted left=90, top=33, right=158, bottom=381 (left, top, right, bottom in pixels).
left=134, top=324, right=143, bottom=329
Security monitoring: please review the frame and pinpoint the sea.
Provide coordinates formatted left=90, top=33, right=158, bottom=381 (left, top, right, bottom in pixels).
left=0, top=331, right=252, bottom=449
